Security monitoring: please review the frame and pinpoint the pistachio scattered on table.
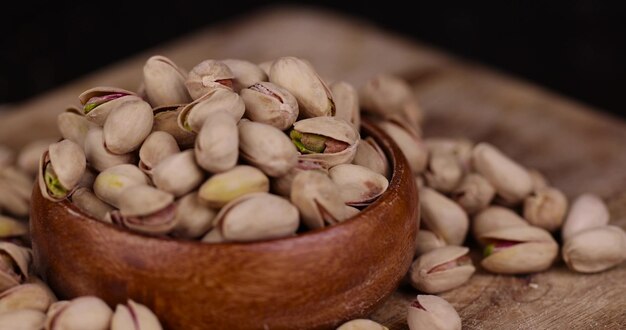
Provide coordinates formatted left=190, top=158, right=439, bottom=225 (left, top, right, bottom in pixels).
left=407, top=294, right=461, bottom=330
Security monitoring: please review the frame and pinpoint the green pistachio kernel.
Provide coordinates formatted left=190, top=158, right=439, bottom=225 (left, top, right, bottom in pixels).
left=44, top=164, right=68, bottom=198
left=483, top=243, right=495, bottom=257
left=290, top=130, right=326, bottom=154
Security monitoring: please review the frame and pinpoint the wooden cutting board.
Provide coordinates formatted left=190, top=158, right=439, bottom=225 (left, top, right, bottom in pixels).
left=2, top=7, right=625, bottom=330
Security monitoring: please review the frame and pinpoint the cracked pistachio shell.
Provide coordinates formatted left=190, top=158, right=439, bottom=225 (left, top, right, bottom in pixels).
left=84, top=127, right=136, bottom=172
left=472, top=143, right=532, bottom=204
left=222, top=58, right=268, bottom=92
left=195, top=111, right=238, bottom=173
left=38, top=140, right=87, bottom=202
left=424, top=151, right=463, bottom=193
left=415, top=229, right=446, bottom=256
left=409, top=246, right=475, bottom=294
left=0, top=283, right=52, bottom=314
left=17, top=138, right=57, bottom=177
left=71, top=188, right=114, bottom=223
left=171, top=193, right=216, bottom=239
left=214, top=193, right=299, bottom=242
left=78, top=87, right=137, bottom=126
left=407, top=295, right=461, bottom=330
left=0, top=215, right=28, bottom=239
left=240, top=82, right=299, bottom=130
left=523, top=187, right=568, bottom=232
left=452, top=173, right=495, bottom=214
left=0, top=145, right=14, bottom=167
left=337, top=319, right=388, bottom=330
left=111, top=299, right=162, bottom=330
left=561, top=193, right=610, bottom=240
left=46, top=296, right=112, bottom=330
left=0, top=242, right=31, bottom=292
left=472, top=206, right=528, bottom=245
left=0, top=309, right=46, bottom=330
left=562, top=226, right=626, bottom=273
left=113, top=185, right=177, bottom=235
left=269, top=56, right=335, bottom=118
left=178, top=88, right=245, bottom=133
left=290, top=170, right=359, bottom=229
left=292, top=116, right=360, bottom=168
left=57, top=106, right=97, bottom=147
left=143, top=55, right=192, bottom=107
left=378, top=120, right=427, bottom=174
left=103, top=98, right=153, bottom=154
left=198, top=165, right=269, bottom=208
left=331, top=81, right=360, bottom=129
left=352, top=137, right=389, bottom=178
left=152, top=105, right=196, bottom=148
left=93, top=164, right=148, bottom=207
left=139, top=131, right=180, bottom=175
left=481, top=226, right=558, bottom=274
left=420, top=187, right=469, bottom=246
left=238, top=120, right=298, bottom=177
left=528, top=169, right=549, bottom=192
left=270, top=160, right=326, bottom=197
left=0, top=185, right=29, bottom=217
left=424, top=138, right=473, bottom=172
left=329, top=164, right=388, bottom=206
left=185, top=59, right=234, bottom=100
left=360, top=74, right=413, bottom=118
left=152, top=150, right=204, bottom=197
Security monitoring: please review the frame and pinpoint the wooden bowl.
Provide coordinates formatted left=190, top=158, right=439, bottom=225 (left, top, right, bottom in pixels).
left=30, top=120, right=419, bottom=330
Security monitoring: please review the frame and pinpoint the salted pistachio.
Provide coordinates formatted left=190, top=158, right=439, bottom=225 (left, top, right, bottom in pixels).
left=424, top=138, right=473, bottom=172
left=0, top=185, right=29, bottom=218
left=420, top=187, right=469, bottom=246
left=409, top=246, right=475, bottom=294
left=269, top=56, right=335, bottom=118
left=415, top=229, right=446, bottom=257
left=78, top=86, right=137, bottom=125
left=111, top=185, right=177, bottom=235
left=0, top=215, right=28, bottom=239
left=103, top=97, right=153, bottom=154
left=84, top=127, right=136, bottom=172
left=171, top=193, right=217, bottom=239
left=330, top=81, right=360, bottom=129
left=528, top=169, right=549, bottom=192
left=222, top=59, right=268, bottom=92
left=378, top=120, right=427, bottom=174
left=451, top=173, right=495, bottom=214
left=336, top=319, right=388, bottom=330
left=481, top=225, right=558, bottom=274
left=523, top=187, right=568, bottom=232
left=195, top=111, right=238, bottom=173
left=93, top=164, right=148, bottom=207
left=561, top=193, right=610, bottom=240
left=424, top=151, right=463, bottom=193
left=290, top=170, right=359, bottom=229
left=0, top=309, right=46, bottom=330
left=71, top=188, right=114, bottom=223
left=270, top=160, right=326, bottom=197
left=38, top=140, right=86, bottom=202
left=562, top=225, right=626, bottom=273
left=257, top=60, right=273, bottom=76
left=290, top=116, right=360, bottom=168
left=152, top=150, right=204, bottom=197
left=46, top=296, right=112, bottom=330
left=212, top=193, right=299, bottom=242
left=328, top=164, right=388, bottom=207
left=472, top=206, right=528, bottom=245
left=0, top=283, right=52, bottom=314
left=0, top=242, right=31, bottom=292
left=238, top=120, right=298, bottom=177
left=178, top=88, right=245, bottom=133
left=360, top=74, right=423, bottom=129
left=0, top=145, right=14, bottom=168
left=352, top=137, right=389, bottom=178
left=240, top=82, right=299, bottom=130
left=111, top=299, right=162, bottom=330
left=472, top=143, right=532, bottom=204
left=198, top=165, right=269, bottom=208
left=407, top=295, right=461, bottom=330
left=139, top=131, right=180, bottom=175
left=57, top=106, right=97, bottom=147
left=152, top=104, right=196, bottom=148
left=201, top=228, right=225, bottom=243
left=185, top=59, right=234, bottom=100
left=16, top=138, right=57, bottom=177
left=143, top=55, right=192, bottom=107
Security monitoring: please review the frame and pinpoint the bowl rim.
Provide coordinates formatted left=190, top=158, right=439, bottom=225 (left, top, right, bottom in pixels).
left=52, top=118, right=406, bottom=248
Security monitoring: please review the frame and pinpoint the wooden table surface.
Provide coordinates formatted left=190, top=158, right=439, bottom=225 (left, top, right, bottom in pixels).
left=2, top=7, right=625, bottom=330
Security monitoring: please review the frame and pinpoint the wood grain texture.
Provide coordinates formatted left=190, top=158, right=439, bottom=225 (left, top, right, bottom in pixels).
left=4, top=6, right=626, bottom=329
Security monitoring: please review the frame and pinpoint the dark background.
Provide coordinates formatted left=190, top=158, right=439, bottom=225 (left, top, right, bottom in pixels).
left=1, top=2, right=625, bottom=118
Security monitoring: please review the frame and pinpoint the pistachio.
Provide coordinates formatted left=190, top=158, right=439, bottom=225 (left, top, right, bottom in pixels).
left=330, top=81, right=360, bottom=129
left=111, top=185, right=177, bottom=235
left=111, top=299, right=162, bottom=330
left=291, top=116, right=360, bottom=168
left=213, top=193, right=299, bottom=242
left=415, top=229, right=446, bottom=256
left=71, top=188, right=115, bottom=223
left=481, top=226, right=558, bottom=274
left=424, top=138, right=473, bottom=172
left=171, top=193, right=217, bottom=239
left=78, top=86, right=137, bottom=125
left=270, top=160, right=326, bottom=197
left=152, top=105, right=196, bottom=148
left=407, top=295, right=461, bottom=330
left=562, top=226, right=626, bottom=273
left=84, top=127, right=136, bottom=172
left=198, top=165, right=269, bottom=208
left=257, top=60, right=273, bottom=76
left=195, top=111, right=238, bottom=173
left=57, top=106, right=97, bottom=147
left=424, top=151, right=463, bottom=193
left=102, top=97, right=153, bottom=154
left=222, top=58, right=268, bottom=92
left=378, top=120, right=427, bottom=174
left=178, top=88, right=245, bottom=133
left=0, top=215, right=28, bottom=239
left=472, top=206, right=528, bottom=246
left=0, top=283, right=52, bottom=314
left=0, top=185, right=29, bottom=217
left=151, top=150, right=204, bottom=197
left=409, top=246, right=475, bottom=294
left=0, top=242, right=31, bottom=292
left=337, top=319, right=389, bottom=330
left=143, top=55, right=192, bottom=106
left=238, top=120, right=298, bottom=177
left=352, top=137, right=390, bottom=177
left=419, top=187, right=469, bottom=246
left=561, top=193, right=610, bottom=240
left=17, top=138, right=56, bottom=177
left=328, top=164, right=389, bottom=206
left=290, top=170, right=358, bottom=229
left=185, top=59, right=234, bottom=100
left=139, top=131, right=180, bottom=175
left=240, top=82, right=299, bottom=130
left=472, top=143, right=532, bottom=204
left=38, top=140, right=86, bottom=202
left=528, top=169, right=549, bottom=192
left=46, top=296, right=112, bottom=330
left=451, top=173, right=495, bottom=214
left=269, top=56, right=334, bottom=118
left=0, top=309, right=46, bottom=330
left=93, top=164, right=149, bottom=207
left=523, top=187, right=568, bottom=232
left=0, top=166, right=32, bottom=203
left=360, top=74, right=423, bottom=129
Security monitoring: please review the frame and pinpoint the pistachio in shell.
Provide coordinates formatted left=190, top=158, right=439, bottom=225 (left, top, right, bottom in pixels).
left=378, top=120, right=427, bottom=174
left=185, top=59, right=234, bottom=100
left=222, top=58, right=268, bottom=92
left=424, top=138, right=473, bottom=172
left=152, top=150, right=204, bottom=197
left=407, top=294, right=461, bottom=330
left=178, top=88, right=245, bottom=133
left=352, top=136, right=390, bottom=178
left=409, top=246, right=475, bottom=294
left=38, top=140, right=86, bottom=202
left=84, top=127, right=136, bottom=172
left=238, top=120, right=298, bottom=177
left=111, top=185, right=177, bottom=235
left=45, top=296, right=112, bottom=330
left=451, top=173, right=495, bottom=214
left=419, top=187, right=469, bottom=246
left=16, top=138, right=57, bottom=177
left=171, top=193, right=217, bottom=239
left=93, top=164, right=149, bottom=208
left=0, top=283, right=52, bottom=314
left=195, top=110, right=239, bottom=173
left=330, top=81, right=360, bottom=129
left=424, top=151, right=463, bottom=193
left=139, top=131, right=180, bottom=175
left=472, top=206, right=529, bottom=246
left=198, top=165, right=270, bottom=208
left=562, top=225, right=626, bottom=273
left=111, top=299, right=163, bottom=330
left=71, top=187, right=115, bottom=223
left=0, top=242, right=31, bottom=292
left=270, top=159, right=326, bottom=197
left=102, top=97, right=153, bottom=154
left=152, top=104, right=196, bottom=148
left=78, top=86, right=137, bottom=125
left=240, top=82, right=299, bottom=130
left=359, top=74, right=414, bottom=119
left=143, top=55, right=192, bottom=107
left=328, top=164, right=388, bottom=207
left=561, top=193, right=610, bottom=240
left=523, top=187, right=568, bottom=232
left=57, top=106, right=97, bottom=147
left=415, top=229, right=446, bottom=257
